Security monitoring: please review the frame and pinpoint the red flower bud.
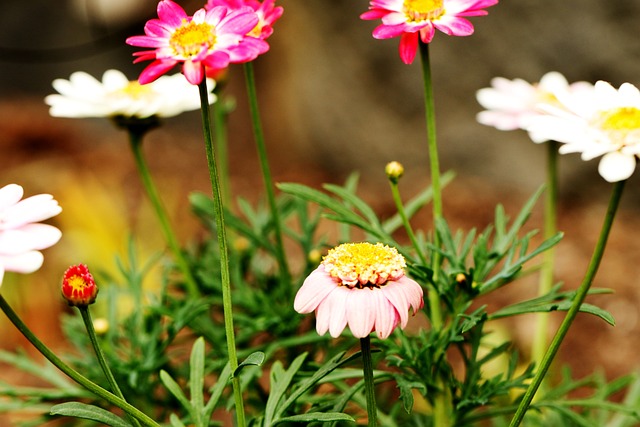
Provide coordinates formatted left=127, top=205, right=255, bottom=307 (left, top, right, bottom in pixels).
left=61, top=264, right=98, bottom=307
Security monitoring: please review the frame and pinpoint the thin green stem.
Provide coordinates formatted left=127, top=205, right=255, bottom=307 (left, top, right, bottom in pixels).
left=0, top=295, right=159, bottom=427
left=243, top=62, right=290, bottom=285
left=419, top=41, right=443, bottom=330
left=360, top=336, right=378, bottom=427
left=198, top=79, right=246, bottom=427
left=389, top=180, right=427, bottom=265
left=419, top=39, right=450, bottom=427
left=127, top=130, right=199, bottom=297
left=212, top=90, right=231, bottom=206
left=509, top=180, right=626, bottom=427
left=79, top=307, right=141, bottom=427
left=531, top=141, right=559, bottom=368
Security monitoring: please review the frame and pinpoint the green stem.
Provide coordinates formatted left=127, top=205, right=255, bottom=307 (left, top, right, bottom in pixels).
left=389, top=180, right=427, bottom=265
left=243, top=62, right=290, bottom=285
left=212, top=89, right=231, bottom=207
left=127, top=129, right=200, bottom=297
left=0, top=295, right=159, bottom=427
left=79, top=307, right=141, bottom=427
left=197, top=79, right=246, bottom=427
left=531, top=141, right=559, bottom=367
left=419, top=39, right=450, bottom=427
left=509, top=180, right=626, bottom=427
left=360, top=336, right=378, bottom=427
left=419, top=41, right=443, bottom=330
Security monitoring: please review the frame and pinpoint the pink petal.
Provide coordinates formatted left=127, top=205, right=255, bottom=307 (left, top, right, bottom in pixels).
left=315, top=286, right=350, bottom=337
left=0, top=224, right=61, bottom=255
left=294, top=267, right=337, bottom=313
left=346, top=289, right=377, bottom=338
left=373, top=290, right=400, bottom=339
left=372, top=23, right=406, bottom=40
left=0, top=251, right=44, bottom=274
left=219, top=9, right=259, bottom=36
left=434, top=16, right=474, bottom=36
left=0, top=184, right=23, bottom=211
left=380, top=280, right=410, bottom=327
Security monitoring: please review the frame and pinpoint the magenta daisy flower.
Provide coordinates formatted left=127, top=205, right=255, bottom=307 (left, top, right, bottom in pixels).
left=294, top=242, right=424, bottom=339
left=205, top=0, right=283, bottom=41
left=126, top=0, right=269, bottom=85
left=361, top=0, right=499, bottom=64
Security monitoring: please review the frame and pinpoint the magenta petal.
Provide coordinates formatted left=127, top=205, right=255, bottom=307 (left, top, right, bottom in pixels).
left=139, top=60, right=178, bottom=84
left=126, top=35, right=161, bottom=48
left=157, top=0, right=188, bottom=27
left=434, top=17, right=474, bottom=36
left=346, top=289, right=377, bottom=338
left=182, top=61, right=204, bottom=85
left=372, top=23, right=406, bottom=40
left=399, top=32, right=419, bottom=64
left=220, top=10, right=259, bottom=36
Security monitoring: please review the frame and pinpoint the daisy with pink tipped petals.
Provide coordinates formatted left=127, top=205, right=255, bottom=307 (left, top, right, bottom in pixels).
left=476, top=72, right=594, bottom=143
left=205, top=0, right=283, bottom=42
left=0, top=184, right=62, bottom=287
left=361, top=0, right=499, bottom=64
left=294, top=242, right=424, bottom=339
left=126, top=0, right=268, bottom=85
left=527, top=81, right=640, bottom=182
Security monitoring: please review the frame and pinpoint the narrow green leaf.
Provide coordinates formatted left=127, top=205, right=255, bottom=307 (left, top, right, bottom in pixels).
left=204, top=362, right=232, bottom=420
left=169, top=413, right=187, bottom=427
left=323, top=183, right=382, bottom=229
left=233, top=351, right=266, bottom=378
left=273, top=412, right=355, bottom=424
left=160, top=370, right=193, bottom=418
left=190, top=337, right=205, bottom=424
left=50, top=402, right=131, bottom=427
left=264, top=353, right=308, bottom=426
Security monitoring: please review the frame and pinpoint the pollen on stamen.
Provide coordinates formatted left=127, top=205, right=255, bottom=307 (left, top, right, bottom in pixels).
left=403, top=0, right=445, bottom=22
left=322, top=242, right=407, bottom=288
left=169, top=21, right=217, bottom=58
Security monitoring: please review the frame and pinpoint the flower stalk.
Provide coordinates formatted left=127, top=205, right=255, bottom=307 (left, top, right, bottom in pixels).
left=509, top=179, right=626, bottom=427
left=419, top=40, right=451, bottom=427
left=127, top=128, right=200, bottom=297
left=360, top=336, right=378, bottom=426
left=0, top=295, right=159, bottom=427
left=197, top=78, right=246, bottom=427
left=531, top=141, right=559, bottom=367
left=79, top=306, right=141, bottom=427
left=243, top=62, right=290, bottom=285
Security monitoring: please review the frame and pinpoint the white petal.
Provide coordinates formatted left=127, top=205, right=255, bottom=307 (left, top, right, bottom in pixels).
left=598, top=152, right=636, bottom=182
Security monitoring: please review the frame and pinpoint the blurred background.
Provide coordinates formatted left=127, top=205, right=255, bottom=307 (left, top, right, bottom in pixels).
left=1, top=0, right=640, bottom=410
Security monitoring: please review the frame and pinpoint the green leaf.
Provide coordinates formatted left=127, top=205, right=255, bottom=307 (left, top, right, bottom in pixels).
left=169, top=413, right=187, bottom=427
left=273, top=412, right=355, bottom=424
left=233, top=351, right=266, bottom=378
left=160, top=370, right=193, bottom=418
left=50, top=402, right=131, bottom=427
left=264, top=353, right=308, bottom=426
left=204, top=362, right=232, bottom=420
left=190, top=337, right=205, bottom=424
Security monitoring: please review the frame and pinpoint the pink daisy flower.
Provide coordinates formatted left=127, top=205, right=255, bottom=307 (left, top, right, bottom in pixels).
left=361, top=0, right=499, bottom=64
left=205, top=0, right=283, bottom=41
left=126, top=0, right=269, bottom=85
left=294, top=242, right=424, bottom=339
left=0, top=184, right=62, bottom=287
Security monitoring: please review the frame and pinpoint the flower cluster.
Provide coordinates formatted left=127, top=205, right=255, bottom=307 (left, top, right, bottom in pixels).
left=478, top=72, right=640, bottom=182
left=45, top=70, right=214, bottom=119
left=126, top=0, right=276, bottom=85
left=294, top=242, right=424, bottom=339
left=361, top=0, right=498, bottom=64
left=0, top=184, right=62, bottom=287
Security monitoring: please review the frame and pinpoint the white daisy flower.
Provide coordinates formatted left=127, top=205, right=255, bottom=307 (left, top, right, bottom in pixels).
left=476, top=71, right=593, bottom=143
left=45, top=69, right=215, bottom=119
left=527, top=80, right=640, bottom=182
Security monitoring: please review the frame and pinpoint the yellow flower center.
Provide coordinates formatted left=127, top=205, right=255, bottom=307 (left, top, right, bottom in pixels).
left=67, top=276, right=91, bottom=293
left=403, top=0, right=444, bottom=23
left=322, top=242, right=406, bottom=288
left=596, top=107, right=640, bottom=147
left=116, top=81, right=153, bottom=99
left=169, top=20, right=216, bottom=58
